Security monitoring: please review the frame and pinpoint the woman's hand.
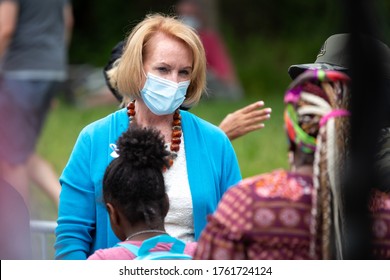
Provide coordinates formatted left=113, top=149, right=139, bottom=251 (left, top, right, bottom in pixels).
left=219, top=101, right=272, bottom=141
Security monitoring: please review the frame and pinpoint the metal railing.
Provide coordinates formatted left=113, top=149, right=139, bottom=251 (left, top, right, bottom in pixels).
left=30, top=220, right=56, bottom=259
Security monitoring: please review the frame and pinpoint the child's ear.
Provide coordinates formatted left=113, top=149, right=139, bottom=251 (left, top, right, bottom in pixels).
left=106, top=203, right=125, bottom=240
left=106, top=203, right=118, bottom=224
left=162, top=194, right=170, bottom=218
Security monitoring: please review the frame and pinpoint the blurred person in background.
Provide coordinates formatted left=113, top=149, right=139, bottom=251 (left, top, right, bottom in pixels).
left=0, top=0, right=74, bottom=208
left=0, top=178, right=32, bottom=259
left=176, top=0, right=244, bottom=101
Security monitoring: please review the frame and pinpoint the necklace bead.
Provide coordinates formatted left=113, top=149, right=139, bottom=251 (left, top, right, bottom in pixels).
left=126, top=100, right=182, bottom=168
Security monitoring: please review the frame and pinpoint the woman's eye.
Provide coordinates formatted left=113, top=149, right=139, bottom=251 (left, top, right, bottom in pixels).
left=179, top=70, right=190, bottom=76
left=157, top=67, right=169, bottom=73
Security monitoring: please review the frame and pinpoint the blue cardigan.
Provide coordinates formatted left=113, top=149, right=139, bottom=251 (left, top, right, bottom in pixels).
left=54, top=108, right=241, bottom=259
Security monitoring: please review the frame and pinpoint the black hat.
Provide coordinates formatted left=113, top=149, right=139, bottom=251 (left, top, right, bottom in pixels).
left=288, top=33, right=390, bottom=79
left=288, top=34, right=351, bottom=79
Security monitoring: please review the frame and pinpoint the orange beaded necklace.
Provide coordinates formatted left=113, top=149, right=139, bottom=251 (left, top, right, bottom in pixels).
left=126, top=100, right=182, bottom=167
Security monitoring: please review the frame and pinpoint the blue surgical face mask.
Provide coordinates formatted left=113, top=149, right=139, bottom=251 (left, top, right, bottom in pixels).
left=141, top=73, right=190, bottom=115
left=180, top=16, right=201, bottom=30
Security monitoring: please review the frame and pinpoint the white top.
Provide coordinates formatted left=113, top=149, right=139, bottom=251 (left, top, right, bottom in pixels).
left=163, top=134, right=195, bottom=242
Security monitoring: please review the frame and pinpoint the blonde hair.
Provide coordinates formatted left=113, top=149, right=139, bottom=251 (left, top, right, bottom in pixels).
left=114, top=13, right=207, bottom=108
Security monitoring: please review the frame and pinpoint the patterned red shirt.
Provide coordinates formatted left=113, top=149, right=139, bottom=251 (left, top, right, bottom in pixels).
left=194, top=169, right=390, bottom=260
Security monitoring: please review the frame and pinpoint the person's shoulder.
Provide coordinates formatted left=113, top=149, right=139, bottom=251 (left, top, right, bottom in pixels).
left=181, top=110, right=226, bottom=137
left=184, top=241, right=198, bottom=257
left=198, top=29, right=221, bottom=42
left=237, top=169, right=314, bottom=201
left=81, top=107, right=127, bottom=135
left=230, top=169, right=287, bottom=192
left=214, top=172, right=287, bottom=218
left=181, top=110, right=214, bottom=126
left=87, top=245, right=136, bottom=260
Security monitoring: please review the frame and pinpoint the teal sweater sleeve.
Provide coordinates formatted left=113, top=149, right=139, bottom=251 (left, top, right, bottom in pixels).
left=54, top=129, right=96, bottom=260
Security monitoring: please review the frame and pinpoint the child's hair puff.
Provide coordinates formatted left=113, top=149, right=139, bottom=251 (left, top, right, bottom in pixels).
left=103, top=125, right=171, bottom=227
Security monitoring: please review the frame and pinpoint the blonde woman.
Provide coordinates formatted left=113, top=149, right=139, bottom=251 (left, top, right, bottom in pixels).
left=55, top=13, right=241, bottom=260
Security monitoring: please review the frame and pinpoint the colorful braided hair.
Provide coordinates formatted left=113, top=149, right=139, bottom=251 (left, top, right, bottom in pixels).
left=284, top=69, right=351, bottom=259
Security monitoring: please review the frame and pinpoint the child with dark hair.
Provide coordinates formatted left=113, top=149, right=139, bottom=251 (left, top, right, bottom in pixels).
left=88, top=125, right=197, bottom=260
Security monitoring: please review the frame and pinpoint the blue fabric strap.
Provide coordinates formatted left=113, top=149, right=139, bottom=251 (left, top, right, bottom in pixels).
left=138, top=234, right=185, bottom=255
left=116, top=235, right=192, bottom=260
left=116, top=243, right=139, bottom=256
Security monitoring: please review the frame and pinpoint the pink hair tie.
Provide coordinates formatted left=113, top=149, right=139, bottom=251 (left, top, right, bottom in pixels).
left=320, top=109, right=350, bottom=127
left=284, top=86, right=302, bottom=104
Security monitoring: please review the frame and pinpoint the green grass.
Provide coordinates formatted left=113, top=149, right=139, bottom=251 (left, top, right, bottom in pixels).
left=193, top=95, right=288, bottom=177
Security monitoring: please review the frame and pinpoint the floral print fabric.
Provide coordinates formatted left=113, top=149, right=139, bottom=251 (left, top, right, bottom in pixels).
left=194, top=169, right=390, bottom=259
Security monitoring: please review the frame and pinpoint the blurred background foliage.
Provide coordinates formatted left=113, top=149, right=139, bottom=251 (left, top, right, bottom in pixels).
left=69, top=0, right=390, bottom=99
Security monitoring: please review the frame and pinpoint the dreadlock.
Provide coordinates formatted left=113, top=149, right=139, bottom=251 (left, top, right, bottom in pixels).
left=284, top=69, right=351, bottom=259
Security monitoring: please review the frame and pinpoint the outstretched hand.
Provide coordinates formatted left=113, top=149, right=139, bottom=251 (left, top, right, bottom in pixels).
left=219, top=101, right=272, bottom=141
